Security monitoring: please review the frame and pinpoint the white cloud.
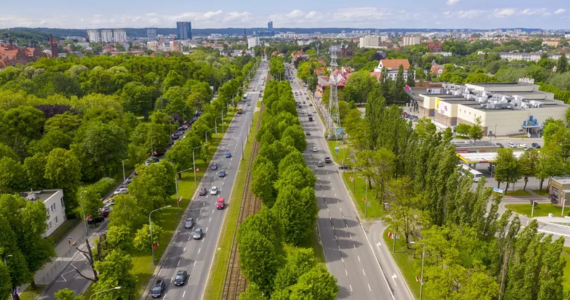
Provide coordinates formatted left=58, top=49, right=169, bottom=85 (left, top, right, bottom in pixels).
left=493, top=8, right=516, bottom=17
left=554, top=8, right=566, bottom=14
left=446, top=0, right=460, bottom=5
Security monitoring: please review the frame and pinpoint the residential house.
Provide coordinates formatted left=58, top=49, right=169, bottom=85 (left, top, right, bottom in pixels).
left=20, top=189, right=66, bottom=237
left=373, top=59, right=411, bottom=80
left=316, top=67, right=353, bottom=94
left=427, top=42, right=443, bottom=53
left=430, top=60, right=445, bottom=77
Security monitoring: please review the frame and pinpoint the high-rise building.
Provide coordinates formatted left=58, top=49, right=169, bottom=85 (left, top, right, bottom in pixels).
left=359, top=36, right=379, bottom=48
left=101, top=30, right=113, bottom=43
left=248, top=37, right=259, bottom=49
left=403, top=35, right=421, bottom=46
left=176, top=22, right=192, bottom=40
left=86, top=29, right=101, bottom=43
left=147, top=29, right=157, bottom=41
left=268, top=21, right=273, bottom=32
left=113, top=29, right=127, bottom=43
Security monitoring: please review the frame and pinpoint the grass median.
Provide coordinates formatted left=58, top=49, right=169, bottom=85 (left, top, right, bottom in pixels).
left=382, top=229, right=421, bottom=298
left=202, top=111, right=259, bottom=300
left=505, top=203, right=569, bottom=218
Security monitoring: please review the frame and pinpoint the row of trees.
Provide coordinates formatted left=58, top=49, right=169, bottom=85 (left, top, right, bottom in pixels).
left=238, top=57, right=338, bottom=300
left=52, top=59, right=259, bottom=300
left=338, top=86, right=568, bottom=299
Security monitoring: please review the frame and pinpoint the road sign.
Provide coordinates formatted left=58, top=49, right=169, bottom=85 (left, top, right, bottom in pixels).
left=336, top=127, right=345, bottom=135
left=334, top=147, right=339, bottom=154
left=350, top=176, right=354, bottom=182
left=362, top=197, right=366, bottom=202
left=367, top=202, right=371, bottom=207
left=68, top=236, right=72, bottom=240
left=195, top=168, right=200, bottom=173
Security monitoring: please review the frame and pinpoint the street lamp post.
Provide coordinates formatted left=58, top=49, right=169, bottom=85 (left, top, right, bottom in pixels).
left=149, top=206, right=171, bottom=265
left=410, top=242, right=426, bottom=300
left=89, top=286, right=121, bottom=300
left=205, top=128, right=213, bottom=144
left=215, top=116, right=223, bottom=135
left=175, top=168, right=194, bottom=214
left=364, top=178, right=368, bottom=218
left=531, top=200, right=538, bottom=218
left=192, top=145, right=205, bottom=186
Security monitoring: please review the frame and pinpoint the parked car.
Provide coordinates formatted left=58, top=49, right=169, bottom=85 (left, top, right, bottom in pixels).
left=324, top=157, right=332, bottom=163
left=496, top=143, right=504, bottom=148
left=532, top=143, right=541, bottom=148
left=87, top=215, right=105, bottom=225
left=211, top=163, right=218, bottom=170
left=339, top=164, right=352, bottom=170
left=312, top=146, right=318, bottom=152
left=101, top=206, right=112, bottom=214
left=216, top=197, right=225, bottom=210
left=113, top=187, right=128, bottom=196
left=174, top=270, right=188, bottom=286
left=193, top=228, right=203, bottom=240
left=184, top=218, right=194, bottom=229
left=210, top=186, right=219, bottom=195
left=225, top=151, right=232, bottom=158
left=507, top=142, right=517, bottom=148
left=151, top=280, right=166, bottom=298
left=218, top=170, right=227, bottom=177
left=199, top=187, right=207, bottom=196
left=145, top=157, right=160, bottom=166
left=519, top=143, right=527, bottom=148
left=317, top=161, right=324, bottom=167
left=101, top=210, right=110, bottom=218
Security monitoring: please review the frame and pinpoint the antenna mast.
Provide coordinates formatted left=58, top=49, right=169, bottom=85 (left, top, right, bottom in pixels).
left=328, top=46, right=340, bottom=138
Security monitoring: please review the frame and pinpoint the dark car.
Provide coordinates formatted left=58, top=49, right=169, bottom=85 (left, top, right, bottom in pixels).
left=324, top=157, right=332, bottom=163
left=184, top=218, right=194, bottom=229
left=496, top=143, right=504, bottom=148
left=218, top=170, right=227, bottom=177
left=174, top=270, right=188, bottom=286
left=339, top=164, right=352, bottom=170
left=532, top=143, right=541, bottom=148
left=199, top=187, right=207, bottom=196
left=211, top=163, right=218, bottom=170
left=87, top=215, right=105, bottom=225
left=225, top=151, right=232, bottom=158
left=151, top=280, right=166, bottom=298
left=317, top=161, right=324, bottom=167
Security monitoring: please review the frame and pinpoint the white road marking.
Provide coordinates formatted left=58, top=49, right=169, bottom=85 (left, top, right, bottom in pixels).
left=349, top=233, right=352, bottom=238
left=198, top=248, right=201, bottom=254
left=171, top=276, right=174, bottom=283
left=350, top=285, right=353, bottom=292
left=183, top=247, right=186, bottom=252
left=194, top=261, right=197, bottom=266
left=368, top=283, right=372, bottom=291
left=345, top=269, right=348, bottom=276
left=353, top=244, right=356, bottom=249
left=392, top=274, right=398, bottom=287
left=362, top=269, right=366, bottom=276
left=377, top=242, right=382, bottom=247
left=188, top=236, right=191, bottom=241
left=177, top=260, right=180, bottom=266
left=183, top=291, right=186, bottom=297
left=206, top=227, right=208, bottom=232
left=338, top=246, right=341, bottom=250
left=335, top=235, right=337, bottom=240
left=209, top=217, right=212, bottom=222
left=341, top=257, right=344, bottom=262
left=212, top=209, right=215, bottom=214
left=358, top=256, right=361, bottom=262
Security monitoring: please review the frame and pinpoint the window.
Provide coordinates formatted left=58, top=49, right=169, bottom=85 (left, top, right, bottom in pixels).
left=48, top=221, right=52, bottom=229
left=61, top=198, right=64, bottom=208
left=46, top=208, right=50, bottom=216
left=55, top=216, right=58, bottom=224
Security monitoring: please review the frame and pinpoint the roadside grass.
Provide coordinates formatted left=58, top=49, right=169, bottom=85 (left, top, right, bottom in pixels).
left=533, top=189, right=550, bottom=196
left=20, top=285, right=46, bottom=300
left=506, top=189, right=532, bottom=196
left=340, top=171, right=386, bottom=219
left=131, top=112, right=236, bottom=297
left=563, top=248, right=570, bottom=294
left=506, top=203, right=569, bottom=218
left=326, top=141, right=350, bottom=165
left=202, top=111, right=258, bottom=300
left=49, top=218, right=81, bottom=245
left=382, top=229, right=421, bottom=299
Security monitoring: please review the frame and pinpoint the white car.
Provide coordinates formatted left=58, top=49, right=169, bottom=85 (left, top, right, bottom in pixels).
left=113, top=187, right=128, bottom=196
left=210, top=186, right=219, bottom=195
left=312, top=146, right=318, bottom=152
left=507, top=142, right=516, bottom=148
left=519, top=143, right=527, bottom=148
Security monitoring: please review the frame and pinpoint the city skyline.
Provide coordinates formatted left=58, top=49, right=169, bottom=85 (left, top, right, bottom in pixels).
left=0, top=0, right=569, bottom=29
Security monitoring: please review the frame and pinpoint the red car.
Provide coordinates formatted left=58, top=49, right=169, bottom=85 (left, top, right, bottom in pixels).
left=216, top=197, right=225, bottom=210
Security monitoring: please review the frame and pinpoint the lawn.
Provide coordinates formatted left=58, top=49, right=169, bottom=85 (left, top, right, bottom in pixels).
left=506, top=189, right=532, bottom=196
left=506, top=203, right=569, bottom=218
left=326, top=140, right=350, bottom=165
left=340, top=171, right=386, bottom=219
left=131, top=112, right=236, bottom=297
left=563, top=248, right=570, bottom=294
left=19, top=285, right=46, bottom=300
left=533, top=189, right=550, bottom=196
left=382, top=229, right=421, bottom=299
left=202, top=111, right=258, bottom=300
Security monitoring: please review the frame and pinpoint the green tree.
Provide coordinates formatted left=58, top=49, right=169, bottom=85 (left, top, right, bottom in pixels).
left=0, top=105, right=46, bottom=156
left=0, top=262, right=11, bottom=300
left=281, top=125, right=307, bottom=152
left=252, top=157, right=278, bottom=208
left=93, top=250, right=137, bottom=300
left=519, top=149, right=539, bottom=190
left=415, top=117, right=437, bottom=140
left=456, top=123, right=471, bottom=136
left=239, top=284, right=264, bottom=300
left=272, top=186, right=318, bottom=245
left=494, top=148, right=521, bottom=194
left=288, top=264, right=338, bottom=300
left=106, top=225, right=134, bottom=253
left=469, top=117, right=484, bottom=141
left=28, top=130, right=72, bottom=155
left=54, top=288, right=85, bottom=300
left=45, top=148, right=82, bottom=214
left=557, top=54, right=567, bottom=73
left=275, top=163, right=316, bottom=192
left=108, top=195, right=145, bottom=232
left=121, top=82, right=156, bottom=119
left=0, top=157, right=26, bottom=194
left=128, top=162, right=176, bottom=214
left=133, top=223, right=164, bottom=253
left=273, top=248, right=318, bottom=292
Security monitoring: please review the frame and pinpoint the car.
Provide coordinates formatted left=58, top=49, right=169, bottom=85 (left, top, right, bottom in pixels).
left=306, top=132, right=311, bottom=136
left=524, top=147, right=531, bottom=151
left=184, top=217, right=194, bottom=229
left=210, top=186, right=219, bottom=195
left=199, top=187, right=207, bottom=196
left=171, top=135, right=180, bottom=140
left=174, top=270, right=188, bottom=286
left=532, top=143, right=541, bottom=148
left=113, top=187, right=128, bottom=196
left=496, top=143, right=504, bottom=148
left=312, top=146, right=318, bottom=152
left=193, top=228, right=203, bottom=240
left=507, top=142, right=516, bottom=148
left=87, top=215, right=105, bottom=224
left=225, top=151, right=232, bottom=158
left=324, top=157, right=332, bottom=163
left=218, top=170, right=227, bottom=177
left=339, top=164, right=352, bottom=170
left=247, top=103, right=251, bottom=106
left=519, top=143, right=527, bottom=148
left=101, top=206, right=112, bottom=213
left=103, top=199, right=115, bottom=207
left=151, top=280, right=166, bottom=298
left=101, top=210, right=110, bottom=218
left=124, top=177, right=133, bottom=184
left=317, top=161, right=324, bottom=167
left=211, top=163, right=218, bottom=170
left=216, top=197, right=225, bottom=210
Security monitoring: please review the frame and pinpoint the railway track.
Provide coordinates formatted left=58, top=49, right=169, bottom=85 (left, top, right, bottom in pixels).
left=221, top=104, right=264, bottom=300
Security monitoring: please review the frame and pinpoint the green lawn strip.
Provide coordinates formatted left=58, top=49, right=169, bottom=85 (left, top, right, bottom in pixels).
left=326, top=141, right=350, bottom=165
left=506, top=189, right=532, bottom=196
left=562, top=248, right=570, bottom=294
left=20, top=284, right=46, bottom=300
left=130, top=112, right=236, bottom=297
left=505, top=203, right=568, bottom=218
left=339, top=171, right=386, bottom=219
left=49, top=218, right=81, bottom=245
left=382, top=229, right=421, bottom=299
left=202, top=111, right=259, bottom=300
left=533, top=189, right=550, bottom=196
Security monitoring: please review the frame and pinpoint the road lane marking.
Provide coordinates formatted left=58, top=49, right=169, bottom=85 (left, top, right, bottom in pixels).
left=341, top=257, right=344, bottom=262
left=350, top=285, right=353, bottom=292
left=212, top=209, right=215, bottom=213
left=171, top=276, right=174, bottom=283
left=198, top=248, right=201, bottom=254
left=345, top=270, right=348, bottom=276
left=188, top=237, right=191, bottom=241
left=183, top=291, right=186, bottom=297
left=353, top=244, right=356, bottom=249
left=177, top=260, right=180, bottom=266
left=377, top=242, right=382, bottom=247
left=392, top=274, right=399, bottom=286
left=349, top=233, right=352, bottom=238
left=339, top=207, right=342, bottom=212
left=368, top=284, right=372, bottom=291
left=183, top=247, right=186, bottom=252
left=194, top=261, right=197, bottom=266
left=209, top=217, right=212, bottom=222
left=206, top=227, right=208, bottom=232
left=362, top=269, right=366, bottom=276
left=335, top=235, right=337, bottom=240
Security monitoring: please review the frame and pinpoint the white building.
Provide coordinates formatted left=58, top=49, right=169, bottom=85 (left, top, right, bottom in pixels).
left=113, top=29, right=127, bottom=43
left=403, top=35, right=421, bottom=46
left=499, top=52, right=563, bottom=62
left=147, top=41, right=158, bottom=52
left=373, top=59, right=411, bottom=80
left=87, top=30, right=101, bottom=43
left=21, top=189, right=66, bottom=237
left=101, top=30, right=114, bottom=43
left=359, top=36, right=379, bottom=48
left=247, top=37, right=260, bottom=49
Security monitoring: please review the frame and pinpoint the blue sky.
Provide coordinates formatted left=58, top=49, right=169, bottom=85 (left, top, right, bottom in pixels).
left=1, top=0, right=568, bottom=29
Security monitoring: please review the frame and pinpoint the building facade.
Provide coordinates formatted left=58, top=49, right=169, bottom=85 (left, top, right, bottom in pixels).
left=373, top=59, right=411, bottom=80
left=87, top=29, right=101, bottom=43
left=20, top=189, right=66, bottom=237
left=247, top=37, right=260, bottom=49
left=403, top=35, right=421, bottom=46
left=176, top=22, right=192, bottom=40
left=100, top=30, right=113, bottom=43
left=499, top=52, right=563, bottom=62
left=113, top=29, right=127, bottom=43
left=359, top=36, right=379, bottom=48
left=147, top=29, right=157, bottom=41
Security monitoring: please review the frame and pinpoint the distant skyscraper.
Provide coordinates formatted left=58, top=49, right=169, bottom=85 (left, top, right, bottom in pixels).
left=86, top=29, right=101, bottom=43
left=147, top=29, right=157, bottom=41
left=113, top=29, right=127, bottom=43
left=176, top=22, right=192, bottom=40
left=268, top=21, right=273, bottom=32
left=101, top=30, right=113, bottom=43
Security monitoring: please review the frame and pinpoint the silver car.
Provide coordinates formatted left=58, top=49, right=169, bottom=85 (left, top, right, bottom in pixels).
left=184, top=218, right=194, bottom=229
left=193, top=228, right=203, bottom=240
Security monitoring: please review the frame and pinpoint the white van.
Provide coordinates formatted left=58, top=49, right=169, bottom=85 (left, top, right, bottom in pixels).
left=457, top=164, right=483, bottom=182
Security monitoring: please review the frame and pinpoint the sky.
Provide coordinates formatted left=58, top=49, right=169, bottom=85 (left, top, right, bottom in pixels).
left=0, top=0, right=568, bottom=29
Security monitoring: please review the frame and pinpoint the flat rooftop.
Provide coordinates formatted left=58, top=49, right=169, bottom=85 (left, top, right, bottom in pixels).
left=457, top=151, right=525, bottom=164
left=453, top=141, right=495, bottom=148
left=19, top=189, right=60, bottom=202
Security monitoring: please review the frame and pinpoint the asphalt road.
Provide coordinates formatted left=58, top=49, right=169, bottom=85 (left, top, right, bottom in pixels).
left=145, top=61, right=268, bottom=300
left=287, top=63, right=411, bottom=300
